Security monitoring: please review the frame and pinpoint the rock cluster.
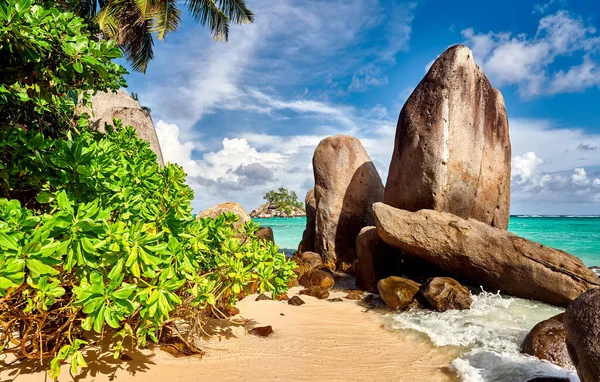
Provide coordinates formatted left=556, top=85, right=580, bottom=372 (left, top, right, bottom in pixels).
left=295, top=47, right=600, bottom=380
left=250, top=202, right=306, bottom=218
left=300, top=135, right=384, bottom=270
left=77, top=89, right=165, bottom=166
left=372, top=203, right=599, bottom=307
left=377, top=276, right=472, bottom=312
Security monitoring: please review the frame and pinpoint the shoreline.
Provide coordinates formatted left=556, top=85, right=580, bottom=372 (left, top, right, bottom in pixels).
left=1, top=285, right=460, bottom=382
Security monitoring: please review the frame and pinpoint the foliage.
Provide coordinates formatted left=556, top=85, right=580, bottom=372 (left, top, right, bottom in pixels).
left=0, top=124, right=296, bottom=377
left=264, top=187, right=304, bottom=215
left=92, top=0, right=254, bottom=72
left=0, top=0, right=127, bottom=135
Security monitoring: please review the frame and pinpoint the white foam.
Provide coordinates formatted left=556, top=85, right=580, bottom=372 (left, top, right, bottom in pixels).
left=387, top=290, right=578, bottom=381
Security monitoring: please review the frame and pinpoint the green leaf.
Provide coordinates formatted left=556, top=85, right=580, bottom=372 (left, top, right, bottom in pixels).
left=36, top=191, right=54, bottom=204
left=26, top=259, right=59, bottom=277
left=0, top=232, right=18, bottom=251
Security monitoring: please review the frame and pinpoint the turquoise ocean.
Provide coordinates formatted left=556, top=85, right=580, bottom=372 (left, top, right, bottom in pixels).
left=254, top=215, right=600, bottom=382
left=255, top=215, right=600, bottom=266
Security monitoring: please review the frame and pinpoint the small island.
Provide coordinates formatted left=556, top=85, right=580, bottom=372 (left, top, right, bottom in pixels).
left=251, top=187, right=306, bottom=218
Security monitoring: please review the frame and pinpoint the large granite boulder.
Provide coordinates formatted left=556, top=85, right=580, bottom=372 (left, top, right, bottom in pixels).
left=196, top=202, right=250, bottom=231
left=372, top=203, right=600, bottom=307
left=256, top=227, right=274, bottom=243
left=384, top=45, right=511, bottom=229
left=78, top=89, right=165, bottom=166
left=565, top=288, right=600, bottom=382
left=420, top=277, right=472, bottom=312
left=312, top=135, right=384, bottom=270
left=521, top=313, right=574, bottom=370
left=298, top=189, right=317, bottom=253
left=377, top=276, right=421, bottom=311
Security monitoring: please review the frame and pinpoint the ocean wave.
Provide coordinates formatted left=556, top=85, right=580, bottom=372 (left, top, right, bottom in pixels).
left=386, top=290, right=575, bottom=381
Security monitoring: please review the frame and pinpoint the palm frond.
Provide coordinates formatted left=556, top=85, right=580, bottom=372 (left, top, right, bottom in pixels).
left=185, top=0, right=229, bottom=41
left=151, top=0, right=181, bottom=40
left=217, top=0, right=253, bottom=24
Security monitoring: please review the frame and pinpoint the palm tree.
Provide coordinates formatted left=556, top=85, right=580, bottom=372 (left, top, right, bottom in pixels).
left=76, top=0, right=253, bottom=72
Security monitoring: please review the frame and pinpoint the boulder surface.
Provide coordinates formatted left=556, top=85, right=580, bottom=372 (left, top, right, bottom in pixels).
left=377, top=276, right=421, bottom=311
left=420, top=277, right=472, bottom=312
left=384, top=45, right=511, bottom=229
left=79, top=89, right=165, bottom=166
left=313, top=135, right=384, bottom=269
left=298, top=189, right=317, bottom=253
left=565, top=288, right=600, bottom=382
left=196, top=202, right=250, bottom=231
left=521, top=313, right=574, bottom=370
left=373, top=203, right=600, bottom=307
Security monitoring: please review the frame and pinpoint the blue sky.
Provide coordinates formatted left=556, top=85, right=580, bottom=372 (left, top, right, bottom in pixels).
left=123, top=0, right=600, bottom=215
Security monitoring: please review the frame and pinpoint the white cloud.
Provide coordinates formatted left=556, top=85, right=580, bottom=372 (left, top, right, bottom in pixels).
left=462, top=11, right=600, bottom=97
left=512, top=152, right=544, bottom=183
left=572, top=167, right=590, bottom=186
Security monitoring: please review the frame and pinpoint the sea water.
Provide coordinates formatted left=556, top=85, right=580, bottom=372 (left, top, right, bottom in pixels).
left=254, top=215, right=600, bottom=382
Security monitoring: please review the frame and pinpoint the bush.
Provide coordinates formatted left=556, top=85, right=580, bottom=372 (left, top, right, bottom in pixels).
left=0, top=0, right=127, bottom=135
left=0, top=124, right=296, bottom=377
left=264, top=187, right=304, bottom=214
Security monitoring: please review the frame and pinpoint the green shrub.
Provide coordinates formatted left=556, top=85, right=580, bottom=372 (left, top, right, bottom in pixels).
left=0, top=0, right=127, bottom=134
left=264, top=187, right=304, bottom=213
left=0, top=124, right=296, bottom=378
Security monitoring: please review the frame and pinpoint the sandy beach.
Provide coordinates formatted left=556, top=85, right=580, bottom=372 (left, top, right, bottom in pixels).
left=1, top=284, right=460, bottom=382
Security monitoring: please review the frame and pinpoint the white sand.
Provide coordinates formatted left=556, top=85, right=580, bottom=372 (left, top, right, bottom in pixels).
left=1, top=287, right=460, bottom=382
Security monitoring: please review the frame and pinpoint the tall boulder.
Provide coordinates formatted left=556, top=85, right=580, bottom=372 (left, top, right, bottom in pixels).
left=196, top=202, right=250, bottom=231
left=312, top=135, right=384, bottom=270
left=372, top=203, right=600, bottom=307
left=384, top=45, right=511, bottom=229
left=78, top=89, right=165, bottom=166
left=565, top=288, right=600, bottom=382
left=298, top=189, right=317, bottom=253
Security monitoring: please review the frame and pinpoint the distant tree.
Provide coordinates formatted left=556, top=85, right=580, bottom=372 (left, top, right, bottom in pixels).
left=264, top=187, right=304, bottom=215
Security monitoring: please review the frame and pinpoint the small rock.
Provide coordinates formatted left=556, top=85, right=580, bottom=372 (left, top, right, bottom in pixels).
left=300, top=286, right=330, bottom=299
left=377, top=276, right=421, bottom=311
left=328, top=298, right=344, bottom=302
left=249, top=326, right=273, bottom=337
left=299, top=269, right=335, bottom=289
left=288, top=296, right=306, bottom=306
left=274, top=293, right=289, bottom=301
left=362, top=294, right=375, bottom=303
left=280, top=313, right=285, bottom=316
left=420, top=277, right=472, bottom=312
left=344, top=289, right=364, bottom=300
left=256, top=227, right=274, bottom=243
left=119, top=354, right=133, bottom=361
left=255, top=294, right=270, bottom=301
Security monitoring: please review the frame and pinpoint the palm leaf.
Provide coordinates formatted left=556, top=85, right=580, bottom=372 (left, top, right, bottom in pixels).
left=150, top=0, right=181, bottom=40
left=217, top=0, right=253, bottom=24
left=185, top=0, right=229, bottom=41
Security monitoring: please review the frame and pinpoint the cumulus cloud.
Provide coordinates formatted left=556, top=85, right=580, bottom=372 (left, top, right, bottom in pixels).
left=462, top=10, right=600, bottom=97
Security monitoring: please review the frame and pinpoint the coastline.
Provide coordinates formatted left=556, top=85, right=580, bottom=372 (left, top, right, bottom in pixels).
left=2, top=285, right=460, bottom=382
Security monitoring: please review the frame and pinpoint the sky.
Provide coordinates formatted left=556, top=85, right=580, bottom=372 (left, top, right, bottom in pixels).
left=123, top=0, right=600, bottom=216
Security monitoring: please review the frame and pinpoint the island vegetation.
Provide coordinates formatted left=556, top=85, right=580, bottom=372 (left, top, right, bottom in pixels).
left=250, top=188, right=305, bottom=218
left=0, top=0, right=294, bottom=378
